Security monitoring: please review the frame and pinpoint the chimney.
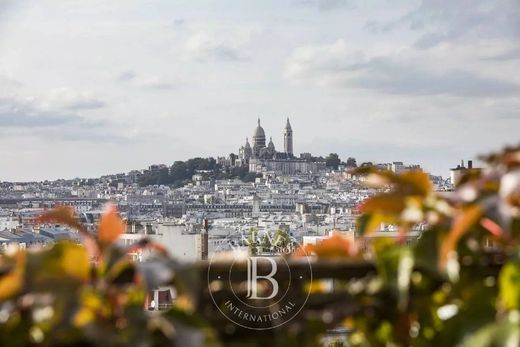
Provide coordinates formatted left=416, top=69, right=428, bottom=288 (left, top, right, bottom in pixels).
left=468, top=160, right=473, bottom=169
left=201, top=219, right=209, bottom=260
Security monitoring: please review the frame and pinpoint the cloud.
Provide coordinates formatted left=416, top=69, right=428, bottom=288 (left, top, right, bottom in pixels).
left=480, top=47, right=520, bottom=61
left=116, top=70, right=137, bottom=82
left=42, top=88, right=105, bottom=111
left=497, top=111, right=519, bottom=120
left=116, top=70, right=175, bottom=90
left=0, top=94, right=131, bottom=145
left=351, top=60, right=520, bottom=97
left=362, top=1, right=519, bottom=51
left=404, top=0, right=520, bottom=49
left=285, top=40, right=520, bottom=97
left=295, top=0, right=350, bottom=11
left=182, top=31, right=248, bottom=62
left=0, top=95, right=99, bottom=128
left=0, top=75, right=23, bottom=89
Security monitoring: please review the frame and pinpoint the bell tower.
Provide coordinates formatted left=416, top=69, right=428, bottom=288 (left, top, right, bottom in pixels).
left=283, top=117, right=293, bottom=156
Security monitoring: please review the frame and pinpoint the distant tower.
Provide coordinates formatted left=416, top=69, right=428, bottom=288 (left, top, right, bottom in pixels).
left=267, top=137, right=275, bottom=152
left=244, top=137, right=252, bottom=159
left=284, top=117, right=293, bottom=156
left=252, top=118, right=266, bottom=156
left=239, top=137, right=253, bottom=164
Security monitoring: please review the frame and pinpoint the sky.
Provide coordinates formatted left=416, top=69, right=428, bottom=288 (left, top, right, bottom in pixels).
left=0, top=0, right=519, bottom=181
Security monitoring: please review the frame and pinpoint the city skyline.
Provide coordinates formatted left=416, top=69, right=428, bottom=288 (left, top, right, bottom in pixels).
left=0, top=1, right=519, bottom=181
left=0, top=116, right=453, bottom=183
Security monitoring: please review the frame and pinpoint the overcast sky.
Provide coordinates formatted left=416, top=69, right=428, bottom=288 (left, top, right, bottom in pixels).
left=0, top=0, right=519, bottom=181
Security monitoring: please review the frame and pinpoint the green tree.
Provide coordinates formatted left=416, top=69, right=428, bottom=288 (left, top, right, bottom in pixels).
left=326, top=153, right=341, bottom=170
left=345, top=157, right=357, bottom=167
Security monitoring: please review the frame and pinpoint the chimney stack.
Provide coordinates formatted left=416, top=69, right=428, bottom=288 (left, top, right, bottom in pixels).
left=201, top=219, right=209, bottom=260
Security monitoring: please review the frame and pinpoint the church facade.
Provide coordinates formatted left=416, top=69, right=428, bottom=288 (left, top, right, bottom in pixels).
left=237, top=118, right=325, bottom=175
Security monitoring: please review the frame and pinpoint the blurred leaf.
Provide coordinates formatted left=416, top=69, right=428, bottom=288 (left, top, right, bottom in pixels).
left=357, top=212, right=398, bottom=236
left=37, top=205, right=88, bottom=235
left=359, top=193, right=406, bottom=215
left=439, top=205, right=483, bottom=269
left=0, top=251, right=25, bottom=301
left=355, top=167, right=432, bottom=196
left=137, top=257, right=174, bottom=289
left=373, top=239, right=414, bottom=311
left=37, top=206, right=99, bottom=259
left=26, top=242, right=90, bottom=289
left=397, top=248, right=414, bottom=311
left=98, top=204, right=126, bottom=246
left=312, top=234, right=356, bottom=258
left=399, top=170, right=433, bottom=196
left=305, top=280, right=331, bottom=294
left=106, top=258, right=136, bottom=285
left=292, top=243, right=314, bottom=258
left=125, top=238, right=168, bottom=255
left=499, top=262, right=520, bottom=310
left=414, top=227, right=441, bottom=276
left=438, top=284, right=497, bottom=346
left=457, top=320, right=520, bottom=347
left=481, top=218, right=504, bottom=237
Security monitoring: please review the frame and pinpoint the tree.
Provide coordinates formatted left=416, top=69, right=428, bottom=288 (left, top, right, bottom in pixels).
left=229, top=153, right=237, bottom=166
left=346, top=157, right=357, bottom=167
left=326, top=153, right=341, bottom=170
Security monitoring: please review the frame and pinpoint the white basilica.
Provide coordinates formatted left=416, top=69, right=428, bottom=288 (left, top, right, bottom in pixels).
left=237, top=118, right=325, bottom=175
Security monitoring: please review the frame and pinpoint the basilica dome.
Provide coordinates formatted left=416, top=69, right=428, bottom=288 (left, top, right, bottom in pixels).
left=253, top=119, right=265, bottom=138
left=252, top=118, right=267, bottom=152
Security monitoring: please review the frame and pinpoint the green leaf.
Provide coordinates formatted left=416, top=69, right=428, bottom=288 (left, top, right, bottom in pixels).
left=25, top=241, right=90, bottom=290
left=457, top=321, right=520, bottom=347
left=499, top=262, right=520, bottom=310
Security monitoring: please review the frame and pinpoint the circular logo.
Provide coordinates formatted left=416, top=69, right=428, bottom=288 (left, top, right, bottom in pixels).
left=207, top=230, right=313, bottom=330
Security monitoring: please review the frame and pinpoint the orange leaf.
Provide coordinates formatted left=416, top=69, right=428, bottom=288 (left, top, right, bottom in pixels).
left=359, top=193, right=406, bottom=215
left=292, top=244, right=314, bottom=258
left=37, top=206, right=87, bottom=234
left=399, top=171, right=432, bottom=196
left=0, top=251, right=25, bottom=301
left=38, top=206, right=99, bottom=259
left=439, top=205, right=482, bottom=269
left=98, top=205, right=126, bottom=246
left=313, top=234, right=356, bottom=259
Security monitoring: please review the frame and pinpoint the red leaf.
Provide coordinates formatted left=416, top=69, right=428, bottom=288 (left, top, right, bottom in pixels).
left=292, top=244, right=314, bottom=258
left=37, top=206, right=87, bottom=234
left=481, top=218, right=504, bottom=237
left=37, top=206, right=99, bottom=259
left=359, top=194, right=406, bottom=214
left=313, top=234, right=357, bottom=259
left=98, top=204, right=126, bottom=246
left=439, top=205, right=482, bottom=269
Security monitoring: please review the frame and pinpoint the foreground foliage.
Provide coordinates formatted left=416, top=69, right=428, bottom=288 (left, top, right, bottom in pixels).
left=0, top=145, right=519, bottom=346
